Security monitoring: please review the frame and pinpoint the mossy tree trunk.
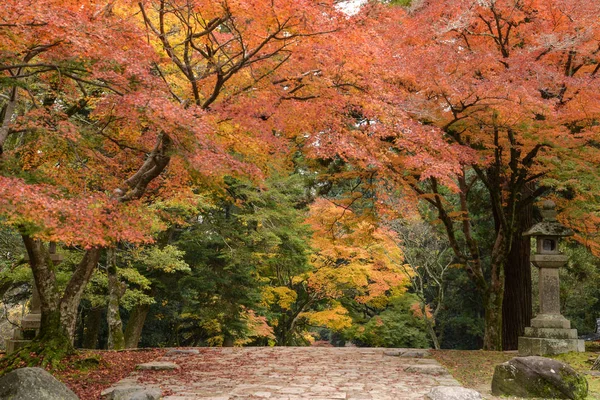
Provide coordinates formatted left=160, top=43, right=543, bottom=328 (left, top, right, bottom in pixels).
left=60, top=248, right=102, bottom=340
left=482, top=282, right=505, bottom=351
left=481, top=230, right=506, bottom=351
left=124, top=303, right=150, bottom=348
left=107, top=247, right=125, bottom=350
left=21, top=235, right=101, bottom=358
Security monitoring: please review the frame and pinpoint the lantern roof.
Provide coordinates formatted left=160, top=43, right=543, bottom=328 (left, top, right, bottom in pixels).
left=523, top=200, right=574, bottom=238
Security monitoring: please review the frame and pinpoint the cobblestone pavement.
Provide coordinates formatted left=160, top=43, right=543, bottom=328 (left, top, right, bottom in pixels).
left=104, top=347, right=465, bottom=399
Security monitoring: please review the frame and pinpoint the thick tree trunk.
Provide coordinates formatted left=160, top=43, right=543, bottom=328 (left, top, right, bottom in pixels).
left=60, top=248, right=101, bottom=341
left=22, top=236, right=60, bottom=314
left=36, top=309, right=73, bottom=360
left=275, top=312, right=293, bottom=346
left=482, top=231, right=506, bottom=351
left=20, top=237, right=72, bottom=360
left=483, top=285, right=504, bottom=350
left=82, top=307, right=103, bottom=349
left=502, top=190, right=533, bottom=350
left=21, top=236, right=100, bottom=351
left=107, top=248, right=125, bottom=350
left=275, top=328, right=285, bottom=345
left=124, top=303, right=150, bottom=348
left=223, top=334, right=234, bottom=347
left=502, top=233, right=532, bottom=350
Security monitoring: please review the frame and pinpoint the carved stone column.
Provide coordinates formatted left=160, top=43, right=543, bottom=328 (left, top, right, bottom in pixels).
left=518, top=201, right=584, bottom=355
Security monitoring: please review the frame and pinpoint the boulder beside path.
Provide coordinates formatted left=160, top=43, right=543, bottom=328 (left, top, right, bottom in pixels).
left=0, top=367, right=79, bottom=400
left=491, top=356, right=588, bottom=399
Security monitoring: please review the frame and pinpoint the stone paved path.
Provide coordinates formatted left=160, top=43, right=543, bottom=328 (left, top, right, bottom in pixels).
left=103, top=347, right=466, bottom=399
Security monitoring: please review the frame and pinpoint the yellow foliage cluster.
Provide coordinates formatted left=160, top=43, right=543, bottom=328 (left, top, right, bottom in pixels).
left=300, top=302, right=353, bottom=331
left=306, top=198, right=408, bottom=305
left=261, top=286, right=298, bottom=311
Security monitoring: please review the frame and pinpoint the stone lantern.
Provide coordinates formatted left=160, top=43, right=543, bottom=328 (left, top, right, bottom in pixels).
left=6, top=243, right=64, bottom=353
left=518, top=200, right=584, bottom=355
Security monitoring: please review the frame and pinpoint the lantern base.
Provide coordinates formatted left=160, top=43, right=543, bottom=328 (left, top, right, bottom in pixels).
left=530, top=313, right=571, bottom=329
left=524, top=327, right=578, bottom=339
left=5, top=339, right=32, bottom=353
left=518, top=336, right=584, bottom=356
left=519, top=313, right=584, bottom=355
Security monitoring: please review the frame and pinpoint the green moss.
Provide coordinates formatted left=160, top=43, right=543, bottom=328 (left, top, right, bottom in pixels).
left=560, top=370, right=589, bottom=400
left=0, top=311, right=74, bottom=376
left=552, top=352, right=600, bottom=399
left=71, top=355, right=102, bottom=371
left=536, top=377, right=557, bottom=398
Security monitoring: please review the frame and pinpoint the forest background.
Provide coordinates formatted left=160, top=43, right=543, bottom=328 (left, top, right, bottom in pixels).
left=1, top=0, right=600, bottom=364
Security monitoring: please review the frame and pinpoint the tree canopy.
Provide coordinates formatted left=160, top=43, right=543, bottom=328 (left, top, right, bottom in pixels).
left=1, top=0, right=600, bottom=362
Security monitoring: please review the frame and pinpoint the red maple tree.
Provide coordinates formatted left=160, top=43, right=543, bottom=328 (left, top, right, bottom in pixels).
left=385, top=0, right=600, bottom=350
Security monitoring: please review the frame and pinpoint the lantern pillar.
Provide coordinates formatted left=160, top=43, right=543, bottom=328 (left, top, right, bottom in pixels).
left=518, top=201, right=584, bottom=355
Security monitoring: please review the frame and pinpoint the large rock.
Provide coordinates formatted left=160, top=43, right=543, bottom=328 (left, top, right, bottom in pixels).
left=492, top=356, right=588, bottom=399
left=426, top=386, right=482, bottom=400
left=0, top=367, right=79, bottom=399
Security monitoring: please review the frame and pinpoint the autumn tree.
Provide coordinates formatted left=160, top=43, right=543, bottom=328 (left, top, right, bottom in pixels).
left=0, top=0, right=176, bottom=364
left=385, top=0, right=600, bottom=349
left=275, top=0, right=600, bottom=350
left=298, top=197, right=416, bottom=344
left=5, top=0, right=597, bottom=358
left=0, top=0, right=350, bottom=363
left=133, top=0, right=479, bottom=348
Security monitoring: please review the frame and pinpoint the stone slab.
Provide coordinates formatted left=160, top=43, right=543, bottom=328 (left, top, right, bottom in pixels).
left=518, top=336, right=585, bottom=356
left=401, top=349, right=430, bottom=358
left=129, top=389, right=162, bottom=400
left=102, top=384, right=162, bottom=400
left=165, top=349, right=201, bottom=356
left=5, top=339, right=31, bottom=354
left=524, top=327, right=579, bottom=339
left=136, top=361, right=180, bottom=370
left=106, top=347, right=464, bottom=399
left=383, top=349, right=430, bottom=358
left=426, top=386, right=483, bottom=400
left=404, top=364, right=449, bottom=376
left=530, top=314, right=571, bottom=329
